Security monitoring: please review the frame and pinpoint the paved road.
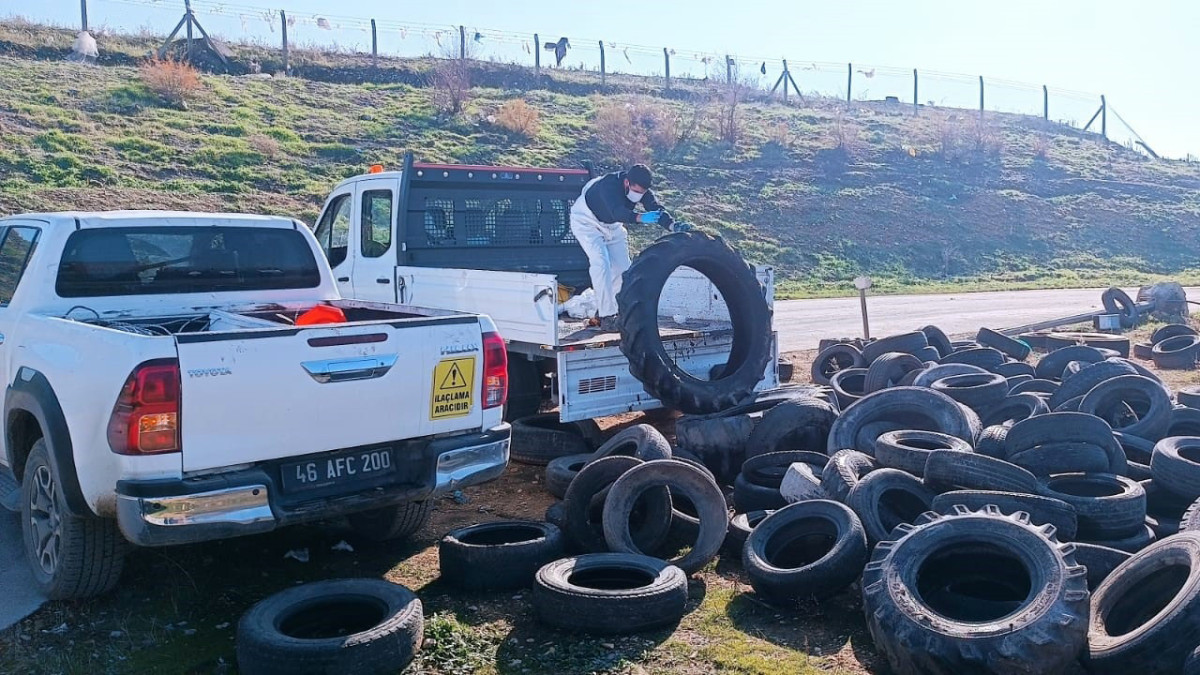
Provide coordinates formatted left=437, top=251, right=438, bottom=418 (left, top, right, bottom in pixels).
left=775, top=286, right=1197, bottom=353
left=0, top=510, right=45, bottom=631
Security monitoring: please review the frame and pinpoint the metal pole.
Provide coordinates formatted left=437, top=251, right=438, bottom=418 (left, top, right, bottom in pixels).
left=979, top=75, right=984, bottom=117
left=859, top=289, right=871, bottom=340
left=1101, top=95, right=1107, bottom=139
left=599, top=41, right=605, bottom=86
left=727, top=56, right=733, bottom=85
left=80, top=0, right=88, bottom=31
left=663, top=47, right=670, bottom=91
left=371, top=19, right=377, bottom=66
left=1043, top=85, right=1048, bottom=120
left=781, top=60, right=789, bottom=103
left=913, top=68, right=919, bottom=115
left=280, top=10, right=288, bottom=74
left=184, top=0, right=194, bottom=62
left=459, top=25, right=465, bottom=60
left=846, top=63, right=852, bottom=103
left=534, top=33, right=540, bottom=73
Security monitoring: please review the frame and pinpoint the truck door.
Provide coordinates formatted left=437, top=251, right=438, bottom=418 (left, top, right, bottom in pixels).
left=313, top=190, right=355, bottom=298
left=351, top=179, right=399, bottom=302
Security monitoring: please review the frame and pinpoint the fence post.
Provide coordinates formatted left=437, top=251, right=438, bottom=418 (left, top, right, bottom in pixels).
left=184, top=0, right=194, bottom=62
left=726, top=56, right=733, bottom=85
left=1043, top=85, right=1048, bottom=120
left=978, top=75, right=984, bottom=117
left=534, top=33, right=540, bottom=73
left=913, top=68, right=918, bottom=115
left=599, top=41, right=605, bottom=86
left=280, top=10, right=288, bottom=74
left=80, top=0, right=88, bottom=31
left=1101, top=95, right=1107, bottom=139
left=664, top=47, right=670, bottom=91
left=846, top=63, right=852, bottom=103
left=370, top=19, right=377, bottom=66
left=459, top=26, right=466, bottom=60
left=781, top=60, right=789, bottom=103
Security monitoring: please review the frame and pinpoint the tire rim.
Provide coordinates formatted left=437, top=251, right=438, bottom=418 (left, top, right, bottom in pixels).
left=28, top=464, right=62, bottom=576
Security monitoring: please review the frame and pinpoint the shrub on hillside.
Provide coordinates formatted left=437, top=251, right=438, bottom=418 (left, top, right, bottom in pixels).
left=495, top=99, right=540, bottom=137
left=593, top=97, right=686, bottom=165
left=139, top=57, right=200, bottom=109
left=430, top=59, right=471, bottom=115
left=248, top=134, right=281, bottom=158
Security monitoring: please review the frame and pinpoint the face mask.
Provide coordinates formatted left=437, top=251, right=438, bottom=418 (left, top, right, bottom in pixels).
left=627, top=189, right=645, bottom=203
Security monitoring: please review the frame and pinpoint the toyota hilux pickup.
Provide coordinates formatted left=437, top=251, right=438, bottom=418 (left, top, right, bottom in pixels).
left=0, top=211, right=510, bottom=599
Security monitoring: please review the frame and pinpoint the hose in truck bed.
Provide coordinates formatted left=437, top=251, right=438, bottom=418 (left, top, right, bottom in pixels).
left=616, top=231, right=772, bottom=414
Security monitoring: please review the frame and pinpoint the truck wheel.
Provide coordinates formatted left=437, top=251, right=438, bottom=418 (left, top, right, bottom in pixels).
left=348, top=501, right=431, bottom=542
left=617, top=231, right=772, bottom=415
left=504, top=358, right=544, bottom=422
left=21, top=439, right=125, bottom=600
left=237, top=578, right=423, bottom=675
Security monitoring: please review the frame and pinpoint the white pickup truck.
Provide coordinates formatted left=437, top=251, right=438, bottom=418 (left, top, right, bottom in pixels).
left=312, top=156, right=779, bottom=422
left=0, top=211, right=510, bottom=599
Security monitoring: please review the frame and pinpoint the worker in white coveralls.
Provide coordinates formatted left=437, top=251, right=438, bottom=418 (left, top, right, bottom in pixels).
left=570, top=164, right=687, bottom=331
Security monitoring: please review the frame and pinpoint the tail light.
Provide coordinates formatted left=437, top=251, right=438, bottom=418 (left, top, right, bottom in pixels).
left=482, top=331, right=508, bottom=409
left=107, top=359, right=181, bottom=455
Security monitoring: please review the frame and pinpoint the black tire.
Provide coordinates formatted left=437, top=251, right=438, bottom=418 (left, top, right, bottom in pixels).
left=930, top=372, right=1009, bottom=413
left=603, top=459, right=729, bottom=575
left=439, top=521, right=565, bottom=591
left=931, top=489, right=1078, bottom=540
left=811, top=344, right=865, bottom=386
left=1114, top=431, right=1155, bottom=465
left=236, top=579, right=423, bottom=675
left=830, top=367, right=868, bottom=409
left=862, top=331, right=929, bottom=363
left=743, top=500, right=868, bottom=603
left=1009, top=441, right=1114, bottom=476
left=921, top=325, right=955, bottom=358
left=1039, top=472, right=1146, bottom=540
left=741, top=450, right=829, bottom=487
left=1079, top=524, right=1155, bottom=553
left=1046, top=359, right=1138, bottom=410
left=726, top=509, right=773, bottom=553
left=545, top=454, right=593, bottom=500
left=348, top=501, right=432, bottom=542
left=1152, top=335, right=1200, bottom=370
left=589, top=424, right=672, bottom=462
left=1018, top=331, right=1053, bottom=351
left=1168, top=404, right=1200, bottom=438
left=1045, top=332, right=1132, bottom=358
left=938, top=347, right=1006, bottom=370
left=1086, top=532, right=1200, bottom=674
left=874, top=430, right=972, bottom=477
left=827, top=387, right=982, bottom=456
left=744, top=397, right=839, bottom=459
left=732, top=472, right=786, bottom=512
left=980, top=393, right=1049, bottom=428
left=1072, top=542, right=1131, bottom=591
left=992, top=361, right=1036, bottom=378
left=846, top=468, right=937, bottom=545
left=1189, top=647, right=1200, bottom=675
left=1152, top=324, right=1199, bottom=344
left=1133, top=342, right=1154, bottom=360
left=864, top=352, right=925, bottom=393
left=923, top=450, right=1040, bottom=494
left=510, top=414, right=600, bottom=466
left=504, top=357, right=545, bottom=422
left=1150, top=436, right=1200, bottom=501
left=976, top=327, right=1032, bottom=361
left=1146, top=512, right=1180, bottom=540
left=1081, top=375, right=1174, bottom=443
left=1006, top=374, right=1033, bottom=390
left=1180, top=384, right=1200, bottom=409
left=913, top=346, right=942, bottom=362
left=974, top=424, right=1009, bottom=459
left=911, top=363, right=989, bottom=388
left=861, top=506, right=1089, bottom=675
left=1036, top=345, right=1106, bottom=381
left=545, top=501, right=566, bottom=530
left=820, top=449, right=877, bottom=503
left=20, top=439, right=126, bottom=600
left=532, top=554, right=688, bottom=636
left=1102, top=287, right=1140, bottom=329
left=1006, top=412, right=1127, bottom=475
left=1009, top=378, right=1060, bottom=396
left=1184, top=497, right=1200, bottom=533
left=618, top=232, right=772, bottom=414
left=562, top=456, right=672, bottom=553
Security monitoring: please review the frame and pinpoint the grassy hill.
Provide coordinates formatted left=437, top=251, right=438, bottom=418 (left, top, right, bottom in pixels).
left=3, top=20, right=1200, bottom=298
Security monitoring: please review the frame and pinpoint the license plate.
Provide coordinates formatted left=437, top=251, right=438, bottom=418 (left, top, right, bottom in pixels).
left=280, top=448, right=396, bottom=493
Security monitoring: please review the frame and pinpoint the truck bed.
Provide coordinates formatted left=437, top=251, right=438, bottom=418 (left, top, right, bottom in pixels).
left=556, top=315, right=734, bottom=349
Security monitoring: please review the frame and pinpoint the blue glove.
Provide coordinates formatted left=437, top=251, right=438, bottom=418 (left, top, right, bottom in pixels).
left=640, top=210, right=661, bottom=225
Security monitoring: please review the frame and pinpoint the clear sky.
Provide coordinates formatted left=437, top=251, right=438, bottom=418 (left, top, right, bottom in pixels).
left=16, top=0, right=1199, bottom=157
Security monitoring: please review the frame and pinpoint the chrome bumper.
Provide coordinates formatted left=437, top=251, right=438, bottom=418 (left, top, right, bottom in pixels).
left=116, top=485, right=276, bottom=547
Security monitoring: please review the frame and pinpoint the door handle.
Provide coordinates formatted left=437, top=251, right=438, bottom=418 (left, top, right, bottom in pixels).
left=301, top=355, right=398, bottom=383
left=337, top=276, right=350, bottom=282
left=376, top=278, right=390, bottom=284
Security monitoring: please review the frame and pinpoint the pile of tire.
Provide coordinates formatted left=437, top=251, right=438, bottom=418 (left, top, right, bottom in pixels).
left=699, top=323, right=1200, bottom=674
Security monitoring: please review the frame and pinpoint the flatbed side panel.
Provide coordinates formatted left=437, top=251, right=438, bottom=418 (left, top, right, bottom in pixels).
left=395, top=266, right=558, bottom=347
left=555, top=332, right=780, bottom=422
left=658, top=266, right=775, bottom=322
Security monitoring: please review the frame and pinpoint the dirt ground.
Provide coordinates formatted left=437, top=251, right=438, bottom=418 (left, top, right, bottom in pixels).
left=1, top=337, right=1196, bottom=674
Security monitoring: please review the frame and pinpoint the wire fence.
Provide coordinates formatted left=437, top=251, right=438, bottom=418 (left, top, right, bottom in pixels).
left=28, top=0, right=1153, bottom=154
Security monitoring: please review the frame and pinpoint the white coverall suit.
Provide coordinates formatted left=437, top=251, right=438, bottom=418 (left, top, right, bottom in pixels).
left=570, top=176, right=632, bottom=319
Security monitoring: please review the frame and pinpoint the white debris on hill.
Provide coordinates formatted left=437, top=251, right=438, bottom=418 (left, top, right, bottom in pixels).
left=69, top=31, right=98, bottom=62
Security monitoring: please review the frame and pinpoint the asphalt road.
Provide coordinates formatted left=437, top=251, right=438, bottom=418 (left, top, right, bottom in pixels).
left=0, top=510, right=45, bottom=631
left=774, top=286, right=1197, bottom=353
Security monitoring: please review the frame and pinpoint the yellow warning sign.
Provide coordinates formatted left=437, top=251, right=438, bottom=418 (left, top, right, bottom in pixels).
left=431, top=357, right=475, bottom=420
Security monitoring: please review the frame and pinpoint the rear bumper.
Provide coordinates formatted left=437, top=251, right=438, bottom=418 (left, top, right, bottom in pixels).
left=115, top=424, right=510, bottom=547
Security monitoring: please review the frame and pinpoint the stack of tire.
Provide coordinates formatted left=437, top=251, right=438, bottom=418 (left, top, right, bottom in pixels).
left=1144, top=323, right=1200, bottom=370
left=703, top=323, right=1200, bottom=674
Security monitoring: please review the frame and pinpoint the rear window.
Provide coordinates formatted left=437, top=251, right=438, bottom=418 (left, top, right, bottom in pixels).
left=56, top=226, right=322, bottom=298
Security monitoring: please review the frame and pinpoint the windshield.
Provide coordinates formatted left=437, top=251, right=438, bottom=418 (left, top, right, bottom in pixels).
left=56, top=226, right=322, bottom=298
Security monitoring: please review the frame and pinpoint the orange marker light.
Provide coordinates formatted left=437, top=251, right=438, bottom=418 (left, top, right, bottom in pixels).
left=368, top=164, right=384, bottom=174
